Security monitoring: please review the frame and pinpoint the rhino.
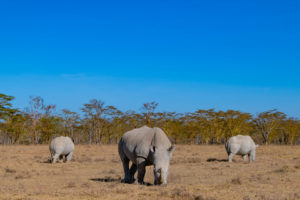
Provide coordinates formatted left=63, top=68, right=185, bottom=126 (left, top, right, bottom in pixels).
left=49, top=136, right=74, bottom=163
left=225, top=135, right=259, bottom=162
left=118, top=126, right=175, bottom=185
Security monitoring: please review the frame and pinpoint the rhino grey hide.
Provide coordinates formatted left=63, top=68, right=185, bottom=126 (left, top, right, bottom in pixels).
left=118, top=126, right=175, bottom=185
left=49, top=136, right=75, bottom=163
left=225, top=135, right=258, bottom=162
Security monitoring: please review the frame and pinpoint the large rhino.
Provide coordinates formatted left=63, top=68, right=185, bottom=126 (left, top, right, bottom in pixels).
left=225, top=135, right=258, bottom=162
left=49, top=136, right=74, bottom=163
left=118, top=126, right=175, bottom=185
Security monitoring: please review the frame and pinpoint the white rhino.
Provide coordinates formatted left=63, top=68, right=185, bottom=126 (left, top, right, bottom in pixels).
left=49, top=136, right=74, bottom=163
left=118, top=126, right=175, bottom=185
left=225, top=135, right=258, bottom=162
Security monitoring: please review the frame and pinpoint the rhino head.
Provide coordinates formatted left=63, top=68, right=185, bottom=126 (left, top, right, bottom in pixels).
left=151, top=145, right=176, bottom=185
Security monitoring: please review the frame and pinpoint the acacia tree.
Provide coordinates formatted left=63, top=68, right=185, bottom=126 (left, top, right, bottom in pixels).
left=189, top=109, right=224, bottom=144
left=26, top=96, right=57, bottom=144
left=1, top=110, right=25, bottom=144
left=120, top=111, right=143, bottom=130
left=81, top=99, right=108, bottom=144
left=61, top=109, right=80, bottom=141
left=141, top=101, right=158, bottom=127
left=166, top=114, right=185, bottom=144
left=222, top=110, right=253, bottom=140
left=38, top=104, right=59, bottom=143
left=155, top=112, right=177, bottom=135
left=101, top=106, right=123, bottom=143
left=0, top=93, right=17, bottom=120
left=187, top=109, right=212, bottom=144
left=253, top=109, right=286, bottom=144
left=280, top=118, right=300, bottom=144
left=2, top=92, right=300, bottom=145
left=177, top=109, right=253, bottom=144
left=28, top=96, right=44, bottom=144
left=0, top=93, right=21, bottom=144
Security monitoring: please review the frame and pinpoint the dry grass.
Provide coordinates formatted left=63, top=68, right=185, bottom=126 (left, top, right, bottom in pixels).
left=0, top=145, right=299, bottom=200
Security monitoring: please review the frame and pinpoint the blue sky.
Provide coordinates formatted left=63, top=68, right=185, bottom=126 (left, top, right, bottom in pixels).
left=0, top=0, right=299, bottom=117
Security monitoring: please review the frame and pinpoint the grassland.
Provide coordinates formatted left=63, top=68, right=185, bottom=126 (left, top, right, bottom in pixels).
left=0, top=145, right=299, bottom=200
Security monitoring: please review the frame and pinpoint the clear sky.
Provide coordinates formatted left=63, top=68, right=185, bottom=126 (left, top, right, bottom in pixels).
left=0, top=0, right=299, bottom=117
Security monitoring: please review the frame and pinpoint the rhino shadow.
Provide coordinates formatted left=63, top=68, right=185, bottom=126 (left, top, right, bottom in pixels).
left=90, top=177, right=122, bottom=183
left=41, top=160, right=51, bottom=163
left=121, top=181, right=153, bottom=186
left=40, top=156, right=67, bottom=164
left=39, top=158, right=51, bottom=163
left=206, top=158, right=228, bottom=162
left=90, top=177, right=153, bottom=186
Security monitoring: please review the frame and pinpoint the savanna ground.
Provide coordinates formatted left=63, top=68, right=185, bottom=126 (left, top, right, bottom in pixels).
left=0, top=145, right=299, bottom=200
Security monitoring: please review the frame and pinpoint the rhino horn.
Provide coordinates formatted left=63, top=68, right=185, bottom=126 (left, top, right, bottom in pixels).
left=150, top=146, right=156, bottom=153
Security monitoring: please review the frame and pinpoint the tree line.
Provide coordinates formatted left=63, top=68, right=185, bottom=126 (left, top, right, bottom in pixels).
left=0, top=93, right=299, bottom=145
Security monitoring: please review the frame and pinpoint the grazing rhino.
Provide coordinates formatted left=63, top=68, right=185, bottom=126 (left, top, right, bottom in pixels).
left=118, top=126, right=175, bottom=185
left=225, top=135, right=258, bottom=162
left=49, top=136, right=74, bottom=163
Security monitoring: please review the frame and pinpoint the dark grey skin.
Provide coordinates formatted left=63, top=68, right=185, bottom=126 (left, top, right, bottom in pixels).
left=118, top=126, right=175, bottom=185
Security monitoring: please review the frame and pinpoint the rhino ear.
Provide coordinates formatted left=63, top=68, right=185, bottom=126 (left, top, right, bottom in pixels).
left=168, top=145, right=176, bottom=154
left=150, top=146, right=156, bottom=153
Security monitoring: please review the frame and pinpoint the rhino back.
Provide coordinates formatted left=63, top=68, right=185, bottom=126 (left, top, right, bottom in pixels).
left=228, top=135, right=255, bottom=154
left=50, top=136, right=74, bottom=155
left=121, top=126, right=155, bottom=161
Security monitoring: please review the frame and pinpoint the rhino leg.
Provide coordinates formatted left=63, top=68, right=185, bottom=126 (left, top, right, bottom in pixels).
left=58, top=155, right=64, bottom=163
left=250, top=151, right=255, bottom=162
left=66, top=152, right=73, bottom=162
left=242, top=155, right=247, bottom=161
left=120, top=157, right=132, bottom=183
left=52, top=153, right=59, bottom=164
left=248, top=153, right=251, bottom=162
left=129, top=163, right=137, bottom=183
left=228, top=153, right=235, bottom=162
left=137, top=157, right=146, bottom=184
